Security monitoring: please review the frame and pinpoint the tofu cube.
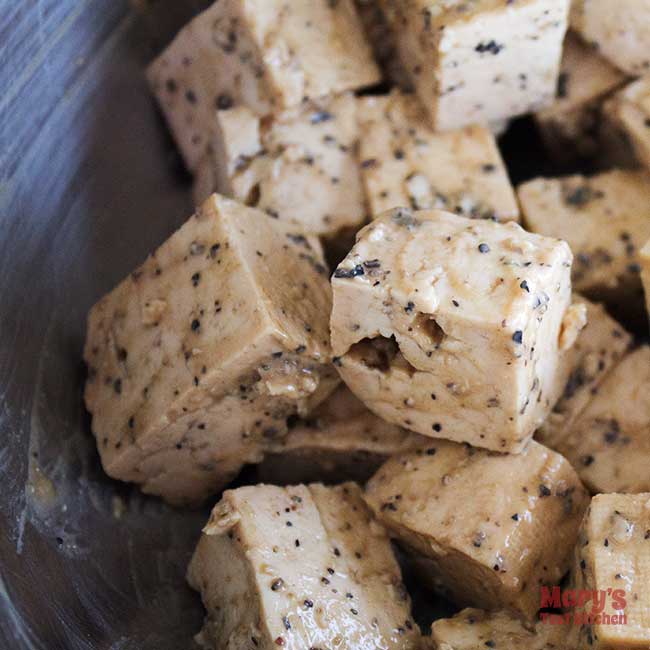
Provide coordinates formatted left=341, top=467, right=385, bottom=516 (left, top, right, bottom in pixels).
left=535, top=32, right=627, bottom=161
left=84, top=194, right=339, bottom=505
left=147, top=0, right=380, bottom=171
left=606, top=77, right=650, bottom=172
left=518, top=170, right=650, bottom=309
left=257, top=386, right=428, bottom=485
left=187, top=483, right=421, bottom=649
left=552, top=346, right=650, bottom=494
left=359, top=92, right=519, bottom=223
left=571, top=0, right=650, bottom=75
left=364, top=440, right=590, bottom=619
left=330, top=208, right=579, bottom=453
left=430, top=608, right=566, bottom=650
left=536, top=297, right=632, bottom=451
left=194, top=94, right=367, bottom=237
left=572, top=493, right=650, bottom=649
left=379, top=0, right=569, bottom=131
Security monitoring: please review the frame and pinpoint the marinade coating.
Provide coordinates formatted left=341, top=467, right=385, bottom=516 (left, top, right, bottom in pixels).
left=359, top=92, right=519, bottom=222
left=379, top=0, right=569, bottom=130
left=187, top=483, right=421, bottom=649
left=331, top=207, right=580, bottom=452
left=84, top=194, right=338, bottom=505
left=147, top=0, right=380, bottom=171
left=365, top=440, right=590, bottom=619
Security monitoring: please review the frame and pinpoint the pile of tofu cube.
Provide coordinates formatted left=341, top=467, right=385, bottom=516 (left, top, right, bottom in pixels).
left=84, top=0, right=650, bottom=648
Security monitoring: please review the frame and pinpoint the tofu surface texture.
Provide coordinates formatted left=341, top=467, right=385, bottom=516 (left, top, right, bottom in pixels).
left=258, top=386, right=428, bottom=485
left=187, top=483, right=421, bottom=650
left=572, top=493, right=650, bottom=649
left=553, top=346, right=650, bottom=495
left=196, top=94, right=366, bottom=237
left=518, top=170, right=650, bottom=307
left=536, top=297, right=632, bottom=451
left=379, top=0, right=569, bottom=130
left=606, top=77, right=650, bottom=173
left=359, top=92, right=519, bottom=222
left=147, top=0, right=380, bottom=171
left=571, top=0, right=650, bottom=75
left=330, top=207, right=578, bottom=453
left=364, top=440, right=590, bottom=619
left=430, top=607, right=565, bottom=650
left=535, top=32, right=627, bottom=160
left=84, top=194, right=339, bottom=505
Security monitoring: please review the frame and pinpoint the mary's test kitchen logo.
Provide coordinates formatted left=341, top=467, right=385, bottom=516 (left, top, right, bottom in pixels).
left=539, top=587, right=628, bottom=626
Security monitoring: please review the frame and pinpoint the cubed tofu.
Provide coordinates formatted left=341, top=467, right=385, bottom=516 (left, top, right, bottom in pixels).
left=642, top=240, right=650, bottom=321
left=535, top=32, right=627, bottom=161
left=606, top=77, right=650, bottom=172
left=379, top=0, right=569, bottom=131
left=536, top=297, right=632, bottom=451
left=354, top=0, right=412, bottom=89
left=429, top=608, right=566, bottom=650
left=364, top=440, right=590, bottom=619
left=257, top=386, right=428, bottom=485
left=572, top=493, right=650, bottom=649
left=83, top=194, right=339, bottom=505
left=358, top=92, right=519, bottom=222
left=518, top=170, right=650, bottom=309
left=330, top=207, right=579, bottom=453
left=187, top=483, right=421, bottom=649
left=551, top=346, right=650, bottom=495
left=571, top=0, right=650, bottom=75
left=193, top=94, right=367, bottom=237
left=147, top=0, right=380, bottom=171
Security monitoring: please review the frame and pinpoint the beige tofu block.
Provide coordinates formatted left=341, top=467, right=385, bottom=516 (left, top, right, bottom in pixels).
left=535, top=32, right=627, bottom=160
left=572, top=493, right=650, bottom=649
left=187, top=483, right=421, bottom=650
left=379, top=0, right=569, bottom=131
left=552, top=346, right=650, bottom=495
left=84, top=194, right=339, bottom=505
left=257, top=386, right=428, bottom=485
left=330, top=208, right=579, bottom=453
left=606, top=76, right=650, bottom=172
left=193, top=94, right=367, bottom=237
left=147, top=0, right=380, bottom=172
left=518, top=170, right=650, bottom=308
left=358, top=92, right=519, bottom=223
left=571, top=0, right=650, bottom=75
left=430, top=608, right=567, bottom=650
left=536, top=297, right=632, bottom=450
left=365, top=440, right=590, bottom=619
left=354, top=0, right=412, bottom=89
left=642, top=240, right=650, bottom=321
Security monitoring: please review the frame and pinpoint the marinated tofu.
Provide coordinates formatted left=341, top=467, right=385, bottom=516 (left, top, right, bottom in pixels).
left=257, top=386, right=428, bottom=485
left=642, top=240, right=650, bottom=322
left=147, top=0, right=380, bottom=171
left=429, top=608, right=566, bottom=650
left=364, top=440, right=590, bottom=619
left=571, top=0, right=650, bottom=75
left=359, top=92, right=519, bottom=222
left=194, top=94, right=367, bottom=237
left=552, top=346, right=650, bottom=495
left=379, top=0, right=569, bottom=131
left=536, top=297, right=632, bottom=451
left=535, top=32, right=627, bottom=161
left=572, top=493, right=650, bottom=649
left=187, top=483, right=421, bottom=650
left=606, top=77, right=650, bottom=173
left=330, top=207, right=580, bottom=453
left=518, top=170, right=650, bottom=309
left=84, top=194, right=339, bottom=505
